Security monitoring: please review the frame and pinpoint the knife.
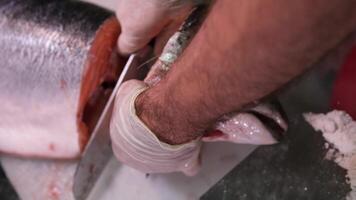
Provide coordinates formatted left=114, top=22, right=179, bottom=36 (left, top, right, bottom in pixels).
left=73, top=54, right=142, bottom=200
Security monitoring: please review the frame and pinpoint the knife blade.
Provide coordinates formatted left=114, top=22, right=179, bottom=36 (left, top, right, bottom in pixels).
left=73, top=54, right=141, bottom=200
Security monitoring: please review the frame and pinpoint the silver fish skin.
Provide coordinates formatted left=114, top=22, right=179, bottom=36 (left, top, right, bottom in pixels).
left=0, top=0, right=115, bottom=158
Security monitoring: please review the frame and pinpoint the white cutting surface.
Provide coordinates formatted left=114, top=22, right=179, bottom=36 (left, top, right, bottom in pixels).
left=1, top=1, right=257, bottom=200
left=1, top=142, right=255, bottom=200
left=88, top=143, right=256, bottom=200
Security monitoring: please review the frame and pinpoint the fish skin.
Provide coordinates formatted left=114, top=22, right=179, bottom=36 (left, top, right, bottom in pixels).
left=0, top=0, right=118, bottom=159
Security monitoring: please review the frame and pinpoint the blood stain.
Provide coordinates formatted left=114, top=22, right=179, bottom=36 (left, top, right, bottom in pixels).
left=49, top=143, right=56, bottom=151
left=60, top=79, right=67, bottom=90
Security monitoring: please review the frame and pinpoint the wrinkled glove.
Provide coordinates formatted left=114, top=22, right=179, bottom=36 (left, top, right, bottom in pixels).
left=110, top=80, right=201, bottom=176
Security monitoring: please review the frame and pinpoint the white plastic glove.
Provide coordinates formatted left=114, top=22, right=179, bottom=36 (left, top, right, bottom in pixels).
left=110, top=80, right=201, bottom=176
left=116, top=0, right=202, bottom=55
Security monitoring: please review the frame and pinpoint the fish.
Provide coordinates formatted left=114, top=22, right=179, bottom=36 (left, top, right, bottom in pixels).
left=0, top=0, right=124, bottom=159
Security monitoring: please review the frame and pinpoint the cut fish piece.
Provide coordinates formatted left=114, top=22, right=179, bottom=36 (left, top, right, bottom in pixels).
left=0, top=0, right=124, bottom=159
left=203, top=103, right=287, bottom=145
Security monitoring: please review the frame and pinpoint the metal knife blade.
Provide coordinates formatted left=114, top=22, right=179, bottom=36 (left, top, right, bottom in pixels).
left=73, top=54, right=141, bottom=200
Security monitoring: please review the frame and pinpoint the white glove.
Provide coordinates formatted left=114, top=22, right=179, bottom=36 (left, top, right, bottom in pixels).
left=116, top=0, right=204, bottom=55
left=110, top=80, right=201, bottom=176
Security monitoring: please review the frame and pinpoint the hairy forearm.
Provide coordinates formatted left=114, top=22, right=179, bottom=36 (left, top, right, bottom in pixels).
left=137, top=0, right=356, bottom=144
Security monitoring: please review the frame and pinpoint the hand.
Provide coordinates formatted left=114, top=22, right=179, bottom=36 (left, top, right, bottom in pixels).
left=111, top=0, right=288, bottom=174
left=109, top=79, right=286, bottom=176
left=116, top=0, right=196, bottom=55
left=110, top=80, right=201, bottom=176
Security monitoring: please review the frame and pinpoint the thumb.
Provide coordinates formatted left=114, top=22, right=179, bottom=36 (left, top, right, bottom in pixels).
left=116, top=1, right=171, bottom=55
left=117, top=17, right=170, bottom=55
left=118, top=32, right=153, bottom=56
